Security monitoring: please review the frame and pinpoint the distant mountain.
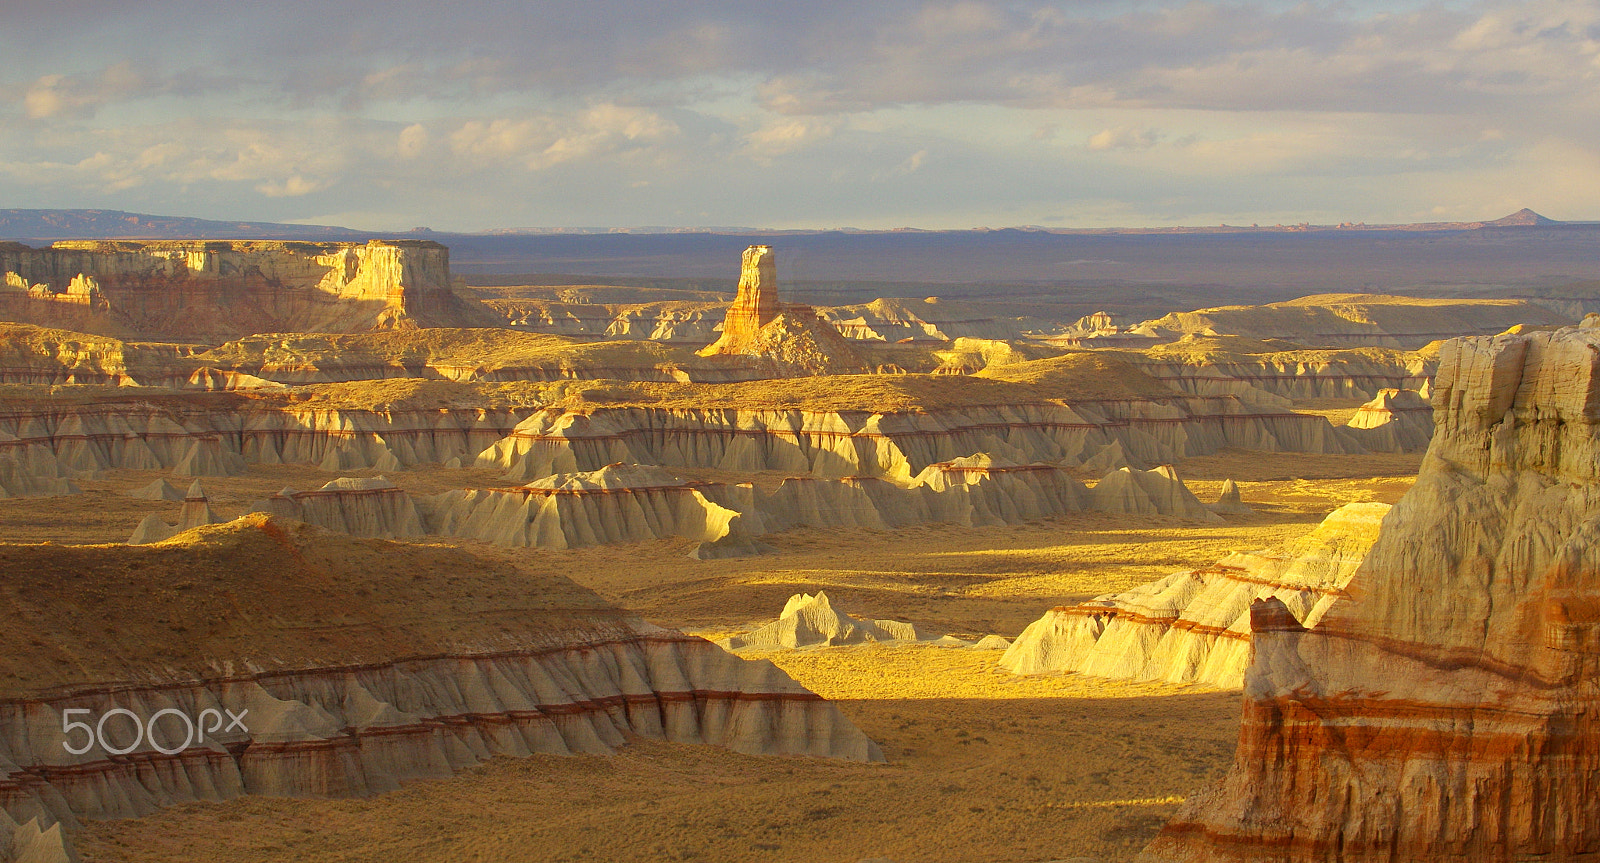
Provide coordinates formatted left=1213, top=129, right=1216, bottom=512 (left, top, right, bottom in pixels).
left=0, top=209, right=374, bottom=242
left=1482, top=208, right=1560, bottom=228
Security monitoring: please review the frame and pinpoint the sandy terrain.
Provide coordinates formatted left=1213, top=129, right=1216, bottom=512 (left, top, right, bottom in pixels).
left=75, top=648, right=1237, bottom=863
left=41, top=447, right=1415, bottom=863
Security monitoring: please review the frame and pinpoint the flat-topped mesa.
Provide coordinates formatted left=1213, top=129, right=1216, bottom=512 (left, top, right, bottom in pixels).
left=698, top=245, right=864, bottom=375
left=0, top=239, right=492, bottom=340
left=1142, top=322, right=1600, bottom=863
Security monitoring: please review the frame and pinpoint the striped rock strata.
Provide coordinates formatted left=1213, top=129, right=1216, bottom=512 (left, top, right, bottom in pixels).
left=427, top=457, right=1218, bottom=555
left=1116, top=343, right=1435, bottom=406
left=479, top=400, right=1363, bottom=485
left=0, top=516, right=879, bottom=862
left=1000, top=502, right=1387, bottom=687
left=1142, top=322, right=1600, bottom=862
left=0, top=394, right=534, bottom=482
left=245, top=477, right=427, bottom=540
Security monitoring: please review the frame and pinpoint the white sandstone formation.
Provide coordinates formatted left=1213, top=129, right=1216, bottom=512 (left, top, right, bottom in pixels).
left=428, top=458, right=1219, bottom=555
left=248, top=477, right=426, bottom=540
left=1338, top=387, right=1433, bottom=451
left=721, top=592, right=930, bottom=650
left=1090, top=465, right=1222, bottom=522
left=1001, top=502, right=1388, bottom=687
left=476, top=399, right=1361, bottom=485
left=0, top=430, right=78, bottom=498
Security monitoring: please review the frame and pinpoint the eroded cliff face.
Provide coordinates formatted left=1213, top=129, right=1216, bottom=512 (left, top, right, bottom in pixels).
left=1142, top=323, right=1600, bottom=862
left=0, top=240, right=493, bottom=340
left=0, top=516, right=881, bottom=862
left=421, top=458, right=1219, bottom=555
left=476, top=398, right=1365, bottom=484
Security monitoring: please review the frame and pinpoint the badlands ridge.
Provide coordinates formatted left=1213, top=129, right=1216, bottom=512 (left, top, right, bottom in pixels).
left=0, top=238, right=1593, bottom=862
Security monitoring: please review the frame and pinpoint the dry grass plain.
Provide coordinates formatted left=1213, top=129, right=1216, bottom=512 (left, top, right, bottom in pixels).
left=4, top=447, right=1421, bottom=863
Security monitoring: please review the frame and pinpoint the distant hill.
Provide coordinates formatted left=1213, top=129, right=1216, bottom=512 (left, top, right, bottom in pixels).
left=1481, top=208, right=1560, bottom=228
left=0, top=209, right=375, bottom=242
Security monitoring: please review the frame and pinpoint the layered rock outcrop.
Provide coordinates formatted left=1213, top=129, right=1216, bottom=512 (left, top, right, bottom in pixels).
left=423, top=457, right=1216, bottom=555
left=0, top=389, right=535, bottom=481
left=1338, top=387, right=1433, bottom=452
left=1001, top=502, right=1387, bottom=687
left=0, top=516, right=880, bottom=862
left=1142, top=323, right=1600, bottom=862
left=246, top=477, right=426, bottom=539
left=1114, top=338, right=1436, bottom=405
left=0, top=240, right=493, bottom=340
left=477, top=398, right=1362, bottom=484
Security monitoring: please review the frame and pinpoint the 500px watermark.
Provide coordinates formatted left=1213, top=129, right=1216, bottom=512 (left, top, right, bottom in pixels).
left=60, top=708, right=249, bottom=756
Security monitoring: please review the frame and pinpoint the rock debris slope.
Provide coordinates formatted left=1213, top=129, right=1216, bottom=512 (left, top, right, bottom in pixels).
left=1001, top=502, right=1387, bottom=687
left=0, top=516, right=881, bottom=863
left=1142, top=321, right=1600, bottom=862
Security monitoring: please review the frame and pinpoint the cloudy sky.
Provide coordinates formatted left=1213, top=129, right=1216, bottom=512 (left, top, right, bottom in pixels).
left=1, top=0, right=1596, bottom=230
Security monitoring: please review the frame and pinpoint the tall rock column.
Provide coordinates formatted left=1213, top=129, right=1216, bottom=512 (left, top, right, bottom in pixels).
left=1141, top=323, right=1600, bottom=863
left=702, top=244, right=779, bottom=355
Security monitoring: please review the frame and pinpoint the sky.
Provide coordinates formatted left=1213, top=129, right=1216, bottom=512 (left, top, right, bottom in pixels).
left=1, top=0, right=1597, bottom=231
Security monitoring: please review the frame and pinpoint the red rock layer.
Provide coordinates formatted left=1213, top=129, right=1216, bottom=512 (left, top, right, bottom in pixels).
left=1141, top=324, right=1600, bottom=863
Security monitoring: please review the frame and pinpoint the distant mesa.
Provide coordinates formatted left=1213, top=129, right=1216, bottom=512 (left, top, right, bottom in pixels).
left=0, top=238, right=496, bottom=341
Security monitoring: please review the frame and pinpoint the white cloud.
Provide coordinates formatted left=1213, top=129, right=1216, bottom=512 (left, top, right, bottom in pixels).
left=1086, top=126, right=1160, bottom=151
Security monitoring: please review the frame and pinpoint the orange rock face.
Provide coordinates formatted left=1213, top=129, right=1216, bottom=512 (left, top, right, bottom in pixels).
left=698, top=245, right=863, bottom=375
left=1142, top=322, right=1600, bottom=863
left=710, top=243, right=780, bottom=353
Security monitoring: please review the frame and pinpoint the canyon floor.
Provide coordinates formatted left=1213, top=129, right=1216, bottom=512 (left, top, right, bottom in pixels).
left=17, top=444, right=1423, bottom=863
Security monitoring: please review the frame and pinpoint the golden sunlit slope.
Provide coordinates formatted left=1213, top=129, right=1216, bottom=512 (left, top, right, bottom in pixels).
left=198, top=328, right=707, bottom=372
left=1137, top=294, right=1568, bottom=348
left=1125, top=334, right=1427, bottom=366
left=0, top=514, right=625, bottom=697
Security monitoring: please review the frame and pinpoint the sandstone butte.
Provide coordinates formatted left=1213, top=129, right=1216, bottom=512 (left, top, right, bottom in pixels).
left=1142, top=320, right=1600, bottom=862
left=697, top=244, right=865, bottom=375
left=0, top=239, right=494, bottom=341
